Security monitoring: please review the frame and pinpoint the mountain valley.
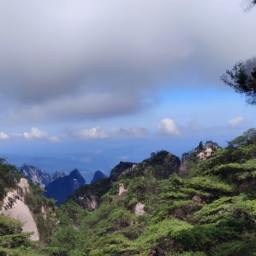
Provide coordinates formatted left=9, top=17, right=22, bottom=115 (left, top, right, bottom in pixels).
left=1, top=129, right=256, bottom=255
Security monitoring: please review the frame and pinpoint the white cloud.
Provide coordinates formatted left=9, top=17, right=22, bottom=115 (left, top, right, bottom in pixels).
left=158, top=118, right=180, bottom=135
left=112, top=127, right=148, bottom=137
left=0, top=132, right=9, bottom=140
left=21, top=127, right=59, bottom=141
left=1, top=0, right=256, bottom=124
left=69, top=127, right=108, bottom=139
left=23, top=127, right=48, bottom=139
left=228, top=117, right=245, bottom=127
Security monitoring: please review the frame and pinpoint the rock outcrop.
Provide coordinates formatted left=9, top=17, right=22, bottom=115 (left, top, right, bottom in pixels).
left=91, top=170, right=108, bottom=183
left=119, top=183, right=128, bottom=196
left=77, top=195, right=99, bottom=211
left=109, top=162, right=134, bottom=183
left=0, top=178, right=39, bottom=241
left=179, top=141, right=222, bottom=177
left=197, top=141, right=221, bottom=161
left=133, top=202, right=145, bottom=216
left=17, top=164, right=51, bottom=188
left=44, top=169, right=86, bottom=205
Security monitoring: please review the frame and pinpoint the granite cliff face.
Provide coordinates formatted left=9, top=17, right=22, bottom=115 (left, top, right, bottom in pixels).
left=91, top=170, right=108, bottom=183
left=0, top=178, right=40, bottom=240
left=17, top=164, right=52, bottom=188
left=44, top=169, right=86, bottom=205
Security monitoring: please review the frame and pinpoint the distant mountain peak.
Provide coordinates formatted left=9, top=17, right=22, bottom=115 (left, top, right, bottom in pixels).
left=44, top=169, right=86, bottom=205
left=91, top=170, right=108, bottom=183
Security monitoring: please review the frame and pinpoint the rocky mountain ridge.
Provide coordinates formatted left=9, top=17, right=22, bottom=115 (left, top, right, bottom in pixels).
left=17, top=164, right=52, bottom=188
left=72, top=141, right=221, bottom=211
left=17, top=164, right=69, bottom=188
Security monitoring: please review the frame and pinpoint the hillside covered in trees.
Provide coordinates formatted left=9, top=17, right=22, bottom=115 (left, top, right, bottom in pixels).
left=1, top=129, right=256, bottom=255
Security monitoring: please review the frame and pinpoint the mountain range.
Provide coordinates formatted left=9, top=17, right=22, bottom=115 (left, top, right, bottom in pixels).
left=4, top=133, right=256, bottom=255
left=17, top=165, right=110, bottom=206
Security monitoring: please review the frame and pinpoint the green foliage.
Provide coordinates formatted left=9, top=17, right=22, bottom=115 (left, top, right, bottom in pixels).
left=0, top=215, right=41, bottom=255
left=145, top=150, right=169, bottom=165
left=221, top=59, right=256, bottom=105
left=0, top=158, right=17, bottom=201
left=73, top=177, right=111, bottom=203
left=0, top=215, right=22, bottom=235
left=43, top=226, right=81, bottom=255
left=26, top=193, right=58, bottom=242
left=198, top=141, right=204, bottom=151
left=4, top=129, right=256, bottom=255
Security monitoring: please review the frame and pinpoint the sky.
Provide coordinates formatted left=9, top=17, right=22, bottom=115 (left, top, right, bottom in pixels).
left=0, top=0, right=255, bottom=183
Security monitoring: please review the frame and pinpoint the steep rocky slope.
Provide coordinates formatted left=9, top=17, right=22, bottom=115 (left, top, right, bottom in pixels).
left=0, top=159, right=52, bottom=255
left=17, top=164, right=51, bottom=188
left=0, top=178, right=39, bottom=241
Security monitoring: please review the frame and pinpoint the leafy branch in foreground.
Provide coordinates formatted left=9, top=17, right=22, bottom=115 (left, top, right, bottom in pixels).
left=221, top=58, right=256, bottom=105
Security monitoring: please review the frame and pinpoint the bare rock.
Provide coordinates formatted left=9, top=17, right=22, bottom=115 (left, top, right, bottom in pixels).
left=133, top=202, right=145, bottom=216
left=119, top=183, right=128, bottom=196
left=77, top=195, right=99, bottom=211
left=197, top=147, right=213, bottom=161
left=192, top=195, right=202, bottom=203
left=17, top=164, right=51, bottom=188
left=16, top=178, right=31, bottom=200
left=0, top=179, right=39, bottom=240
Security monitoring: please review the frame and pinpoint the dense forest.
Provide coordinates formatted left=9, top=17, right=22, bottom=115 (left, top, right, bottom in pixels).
left=1, top=128, right=256, bottom=255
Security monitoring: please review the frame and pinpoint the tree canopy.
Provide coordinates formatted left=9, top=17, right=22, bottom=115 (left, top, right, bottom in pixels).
left=221, top=58, right=256, bottom=105
left=243, top=0, right=256, bottom=11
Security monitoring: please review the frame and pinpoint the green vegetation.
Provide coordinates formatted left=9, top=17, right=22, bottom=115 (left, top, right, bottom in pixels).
left=2, top=129, right=256, bottom=255
left=39, top=129, right=256, bottom=255
left=26, top=184, right=59, bottom=243
left=0, top=159, right=44, bottom=255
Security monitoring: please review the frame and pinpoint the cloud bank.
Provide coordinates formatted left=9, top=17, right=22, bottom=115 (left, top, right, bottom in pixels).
left=1, top=0, right=256, bottom=123
left=16, top=127, right=59, bottom=142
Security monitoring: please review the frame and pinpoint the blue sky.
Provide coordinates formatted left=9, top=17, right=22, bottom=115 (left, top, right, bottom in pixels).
left=0, top=0, right=255, bottom=182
